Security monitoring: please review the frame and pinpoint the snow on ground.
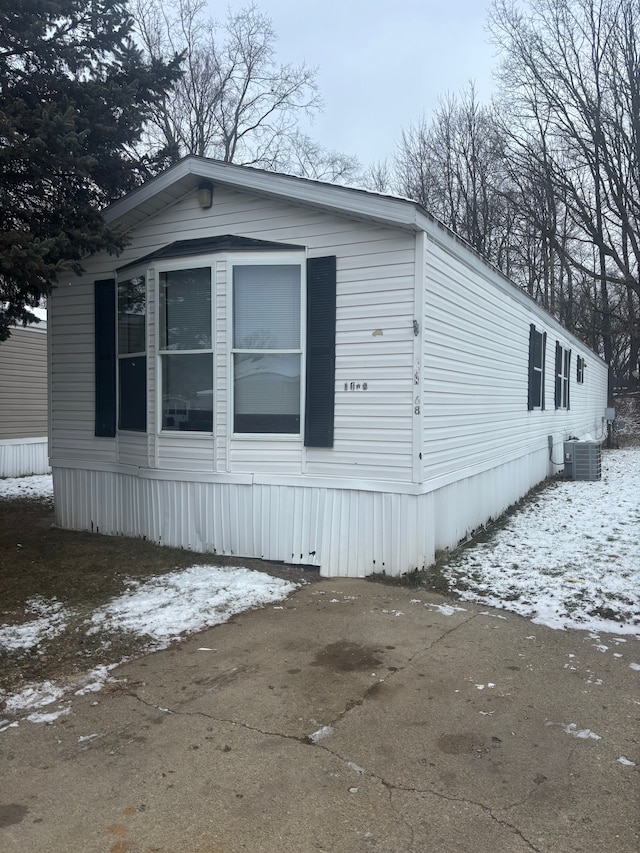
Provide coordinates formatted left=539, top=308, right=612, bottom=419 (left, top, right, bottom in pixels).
left=0, top=474, right=53, bottom=501
left=86, top=565, right=298, bottom=647
left=0, top=563, right=296, bottom=723
left=0, top=597, right=70, bottom=651
left=1, top=451, right=638, bottom=727
left=443, top=448, right=640, bottom=635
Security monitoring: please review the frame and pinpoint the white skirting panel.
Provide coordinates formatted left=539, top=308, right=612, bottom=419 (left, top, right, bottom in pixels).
left=52, top=467, right=436, bottom=577
left=0, top=438, right=50, bottom=478
left=431, top=448, right=549, bottom=552
left=52, top=448, right=549, bottom=577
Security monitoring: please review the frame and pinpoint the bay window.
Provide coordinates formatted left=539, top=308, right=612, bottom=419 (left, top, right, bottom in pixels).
left=101, top=242, right=335, bottom=445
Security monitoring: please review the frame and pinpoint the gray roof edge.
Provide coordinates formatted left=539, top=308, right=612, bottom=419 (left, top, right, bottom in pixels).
left=104, top=156, right=424, bottom=232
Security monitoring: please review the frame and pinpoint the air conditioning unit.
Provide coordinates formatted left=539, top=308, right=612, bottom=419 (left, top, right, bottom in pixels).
left=563, top=440, right=602, bottom=481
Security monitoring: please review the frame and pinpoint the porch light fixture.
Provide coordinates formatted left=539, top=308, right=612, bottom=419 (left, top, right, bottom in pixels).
left=197, top=181, right=213, bottom=209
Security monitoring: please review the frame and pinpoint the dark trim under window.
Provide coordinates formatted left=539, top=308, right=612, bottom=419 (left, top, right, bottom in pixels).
left=527, top=324, right=546, bottom=411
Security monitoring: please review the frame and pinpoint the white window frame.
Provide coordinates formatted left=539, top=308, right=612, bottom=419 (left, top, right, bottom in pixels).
left=561, top=348, right=570, bottom=407
left=555, top=343, right=571, bottom=409
left=155, top=257, right=215, bottom=436
left=529, top=325, right=546, bottom=410
left=227, top=254, right=306, bottom=440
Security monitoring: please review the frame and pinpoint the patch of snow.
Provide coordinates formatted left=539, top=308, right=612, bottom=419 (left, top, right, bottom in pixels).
left=73, top=665, right=120, bottom=696
left=308, top=725, right=334, bottom=743
left=78, top=733, right=103, bottom=744
left=629, top=662, right=640, bottom=671
left=545, top=721, right=602, bottom=740
left=443, top=450, right=640, bottom=635
left=26, top=707, right=70, bottom=724
left=86, top=565, right=297, bottom=649
left=1, top=564, right=297, bottom=728
left=617, top=756, right=636, bottom=766
left=4, top=680, right=66, bottom=713
left=424, top=602, right=466, bottom=616
left=0, top=597, right=70, bottom=651
left=0, top=474, right=53, bottom=501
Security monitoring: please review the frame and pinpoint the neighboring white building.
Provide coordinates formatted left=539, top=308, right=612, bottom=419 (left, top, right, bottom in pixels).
left=49, top=158, right=608, bottom=576
left=0, top=310, right=50, bottom=478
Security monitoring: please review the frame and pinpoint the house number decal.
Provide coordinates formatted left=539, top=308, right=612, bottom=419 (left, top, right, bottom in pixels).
left=344, top=382, right=368, bottom=391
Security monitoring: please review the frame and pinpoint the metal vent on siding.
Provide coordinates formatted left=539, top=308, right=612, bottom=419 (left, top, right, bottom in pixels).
left=563, top=441, right=602, bottom=481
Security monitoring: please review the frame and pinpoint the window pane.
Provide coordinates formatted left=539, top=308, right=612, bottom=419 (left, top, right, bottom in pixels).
left=233, top=265, right=300, bottom=349
left=119, top=357, right=147, bottom=431
left=161, top=353, right=213, bottom=431
left=118, top=276, right=146, bottom=354
left=160, top=268, right=211, bottom=350
left=234, top=353, right=300, bottom=433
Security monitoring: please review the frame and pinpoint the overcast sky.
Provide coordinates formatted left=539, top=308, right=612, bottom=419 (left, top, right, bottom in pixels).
left=216, top=0, right=498, bottom=167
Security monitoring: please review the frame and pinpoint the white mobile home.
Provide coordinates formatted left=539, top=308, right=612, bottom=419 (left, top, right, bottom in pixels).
left=49, top=158, right=608, bottom=576
left=0, top=313, right=50, bottom=478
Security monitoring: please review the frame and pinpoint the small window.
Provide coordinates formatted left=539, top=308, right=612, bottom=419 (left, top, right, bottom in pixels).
left=159, top=267, right=213, bottom=432
left=117, top=274, right=147, bottom=431
left=528, top=325, right=546, bottom=410
left=576, top=355, right=585, bottom=384
left=232, top=263, right=302, bottom=434
left=555, top=342, right=571, bottom=409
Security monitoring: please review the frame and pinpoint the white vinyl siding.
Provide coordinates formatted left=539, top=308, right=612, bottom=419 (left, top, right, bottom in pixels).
left=49, top=186, right=416, bottom=481
left=422, top=234, right=608, bottom=490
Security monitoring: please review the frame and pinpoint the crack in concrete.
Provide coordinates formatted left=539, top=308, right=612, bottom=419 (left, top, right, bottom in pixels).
left=394, top=783, right=545, bottom=853
left=130, top=609, right=545, bottom=852
left=315, top=741, right=545, bottom=853
left=131, top=692, right=308, bottom=744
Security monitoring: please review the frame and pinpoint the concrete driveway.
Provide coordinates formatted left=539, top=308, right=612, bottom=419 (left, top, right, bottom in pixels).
left=1, top=578, right=638, bottom=852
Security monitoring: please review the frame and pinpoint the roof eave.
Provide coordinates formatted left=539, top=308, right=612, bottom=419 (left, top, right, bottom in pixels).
left=104, top=156, right=426, bottom=234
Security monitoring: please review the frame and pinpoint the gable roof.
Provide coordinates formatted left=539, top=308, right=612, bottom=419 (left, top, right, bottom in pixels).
left=105, top=156, right=433, bottom=236
left=102, top=157, right=605, bottom=364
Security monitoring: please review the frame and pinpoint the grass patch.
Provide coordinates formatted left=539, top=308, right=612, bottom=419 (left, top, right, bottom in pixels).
left=0, top=494, right=311, bottom=697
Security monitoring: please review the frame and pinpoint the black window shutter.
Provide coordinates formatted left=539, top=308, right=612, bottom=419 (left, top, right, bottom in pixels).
left=95, top=279, right=117, bottom=437
left=566, top=349, right=571, bottom=409
left=305, top=256, right=336, bottom=447
left=527, top=324, right=535, bottom=411
left=554, top=341, right=562, bottom=409
left=541, top=331, right=547, bottom=410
